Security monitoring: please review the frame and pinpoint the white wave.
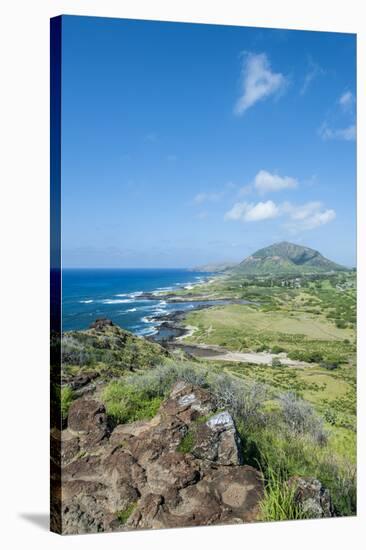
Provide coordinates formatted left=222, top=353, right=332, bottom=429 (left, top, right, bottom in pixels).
left=130, top=291, right=143, bottom=297
left=79, top=299, right=93, bottom=304
left=101, top=298, right=134, bottom=304
left=155, top=286, right=173, bottom=292
left=126, top=307, right=137, bottom=312
left=141, top=316, right=154, bottom=324
left=153, top=308, right=167, bottom=315
left=137, top=326, right=158, bottom=336
left=137, top=304, right=160, bottom=312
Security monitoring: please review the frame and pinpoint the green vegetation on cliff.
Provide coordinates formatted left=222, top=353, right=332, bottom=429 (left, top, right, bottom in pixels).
left=61, top=320, right=168, bottom=381
left=233, top=241, right=347, bottom=275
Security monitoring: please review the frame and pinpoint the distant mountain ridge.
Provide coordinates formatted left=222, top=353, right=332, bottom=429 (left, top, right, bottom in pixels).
left=189, top=261, right=238, bottom=273
left=233, top=241, right=347, bottom=275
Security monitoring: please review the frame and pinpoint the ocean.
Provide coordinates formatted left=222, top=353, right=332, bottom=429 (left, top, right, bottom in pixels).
left=62, top=268, right=212, bottom=335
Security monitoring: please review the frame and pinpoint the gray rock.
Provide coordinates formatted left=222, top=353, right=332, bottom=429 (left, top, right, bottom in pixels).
left=288, top=476, right=334, bottom=518
left=192, top=411, right=243, bottom=465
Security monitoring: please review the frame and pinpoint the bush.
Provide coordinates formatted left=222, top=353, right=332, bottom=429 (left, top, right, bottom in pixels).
left=288, top=350, right=323, bottom=363
left=102, top=382, right=163, bottom=426
left=117, top=503, right=136, bottom=525
left=256, top=344, right=267, bottom=352
left=177, top=431, right=195, bottom=453
left=279, top=392, right=327, bottom=445
left=62, top=335, right=92, bottom=366
left=321, top=361, right=339, bottom=371
left=272, top=358, right=282, bottom=367
left=210, top=373, right=266, bottom=427
left=271, top=345, right=285, bottom=354
left=61, top=386, right=75, bottom=420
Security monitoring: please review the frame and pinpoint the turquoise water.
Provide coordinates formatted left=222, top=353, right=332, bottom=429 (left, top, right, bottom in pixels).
left=62, top=268, right=211, bottom=335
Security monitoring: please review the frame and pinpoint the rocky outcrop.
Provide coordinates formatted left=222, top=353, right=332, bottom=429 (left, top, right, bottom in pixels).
left=288, top=476, right=334, bottom=518
left=89, top=318, right=114, bottom=330
left=192, top=411, right=243, bottom=465
left=61, top=381, right=264, bottom=534
left=67, top=399, right=110, bottom=450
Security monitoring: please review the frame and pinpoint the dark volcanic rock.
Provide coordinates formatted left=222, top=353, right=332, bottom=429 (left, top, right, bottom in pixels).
left=60, top=381, right=264, bottom=534
left=192, top=411, right=243, bottom=465
left=67, top=399, right=109, bottom=449
left=89, top=318, right=114, bottom=330
left=69, top=372, right=99, bottom=391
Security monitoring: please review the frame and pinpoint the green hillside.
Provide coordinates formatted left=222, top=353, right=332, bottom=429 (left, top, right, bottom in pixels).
left=233, top=241, right=347, bottom=275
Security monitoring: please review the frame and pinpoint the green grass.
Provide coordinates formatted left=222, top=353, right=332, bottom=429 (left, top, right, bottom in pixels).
left=61, top=323, right=168, bottom=379
left=239, top=422, right=356, bottom=517
left=259, top=464, right=306, bottom=522
left=117, top=503, right=137, bottom=525
left=184, top=303, right=353, bottom=352
left=177, top=431, right=195, bottom=453
left=61, top=386, right=75, bottom=420
left=102, top=382, right=163, bottom=426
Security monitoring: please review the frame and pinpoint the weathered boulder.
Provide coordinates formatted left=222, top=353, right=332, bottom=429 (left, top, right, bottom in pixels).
left=67, top=398, right=109, bottom=449
left=161, top=381, right=216, bottom=420
left=288, top=476, right=334, bottom=518
left=61, top=432, right=80, bottom=465
left=69, top=372, right=99, bottom=392
left=192, top=411, right=242, bottom=465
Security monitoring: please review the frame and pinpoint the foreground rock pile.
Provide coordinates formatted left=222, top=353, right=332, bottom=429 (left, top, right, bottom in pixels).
left=57, top=381, right=264, bottom=534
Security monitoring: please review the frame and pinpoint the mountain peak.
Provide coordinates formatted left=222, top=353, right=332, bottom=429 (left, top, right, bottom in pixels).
left=234, top=241, right=346, bottom=275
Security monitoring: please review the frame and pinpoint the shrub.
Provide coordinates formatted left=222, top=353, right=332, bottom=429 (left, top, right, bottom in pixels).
left=272, top=358, right=282, bottom=367
left=288, top=350, right=323, bottom=363
left=177, top=431, right=195, bottom=454
left=256, top=344, right=267, bottom=352
left=279, top=392, right=327, bottom=445
left=210, top=373, right=266, bottom=427
left=62, top=335, right=92, bottom=366
left=271, top=345, right=285, bottom=354
left=117, top=503, right=136, bottom=525
left=61, top=386, right=75, bottom=420
left=321, top=361, right=339, bottom=371
left=102, top=382, right=163, bottom=426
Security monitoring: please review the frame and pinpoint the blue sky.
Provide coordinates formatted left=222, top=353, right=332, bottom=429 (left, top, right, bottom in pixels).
left=60, top=16, right=356, bottom=268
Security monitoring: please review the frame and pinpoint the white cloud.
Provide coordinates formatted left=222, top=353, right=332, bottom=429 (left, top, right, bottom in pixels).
left=283, top=201, right=336, bottom=230
left=253, top=170, right=298, bottom=194
left=339, top=91, right=355, bottom=111
left=318, top=90, right=356, bottom=142
left=225, top=200, right=280, bottom=222
left=300, top=58, right=325, bottom=95
left=319, top=123, right=356, bottom=141
left=225, top=199, right=336, bottom=231
left=234, top=52, right=287, bottom=115
left=193, top=192, right=224, bottom=204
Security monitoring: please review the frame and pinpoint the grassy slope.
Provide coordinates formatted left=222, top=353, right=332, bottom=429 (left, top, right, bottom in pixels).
left=180, top=272, right=356, bottom=467
left=61, top=324, right=168, bottom=380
